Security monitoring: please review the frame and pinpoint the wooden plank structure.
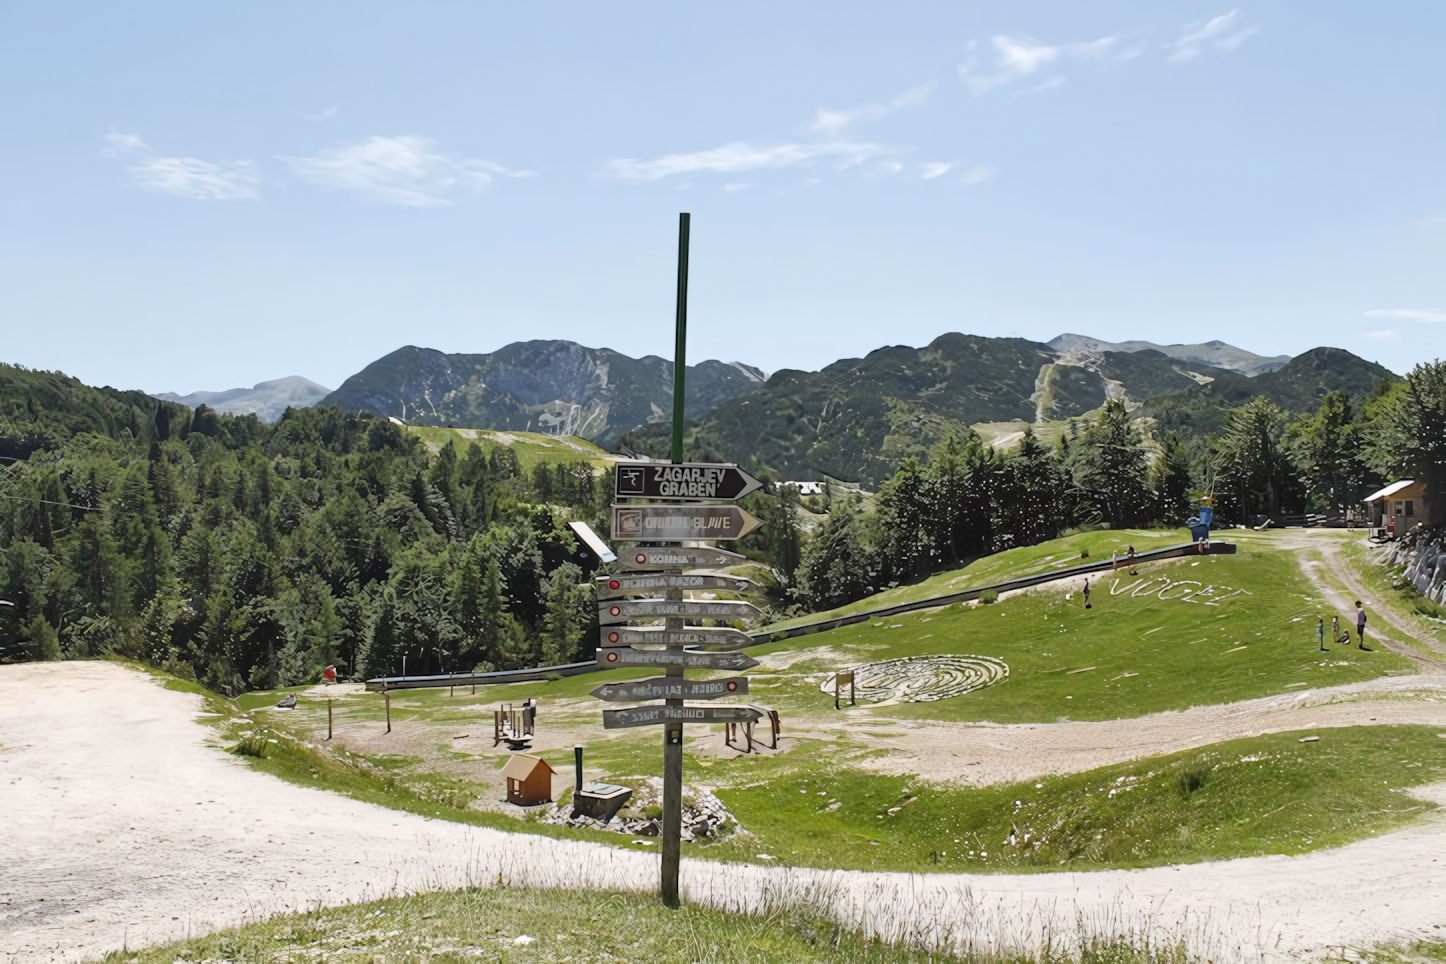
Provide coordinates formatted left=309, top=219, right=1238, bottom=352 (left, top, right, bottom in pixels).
left=724, top=706, right=781, bottom=753
left=834, top=670, right=856, bottom=710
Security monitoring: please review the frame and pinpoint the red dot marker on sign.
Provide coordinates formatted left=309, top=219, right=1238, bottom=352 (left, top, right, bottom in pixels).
left=726, top=681, right=737, bottom=691
left=607, top=631, right=620, bottom=644
left=609, top=579, right=621, bottom=590
left=635, top=553, right=647, bottom=564
left=609, top=605, right=622, bottom=616
left=606, top=652, right=619, bottom=662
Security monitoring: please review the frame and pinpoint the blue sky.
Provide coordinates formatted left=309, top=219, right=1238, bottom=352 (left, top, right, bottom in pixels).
left=1, top=2, right=1441, bottom=394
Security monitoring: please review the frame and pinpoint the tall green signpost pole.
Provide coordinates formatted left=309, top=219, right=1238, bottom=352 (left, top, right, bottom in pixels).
left=592, top=213, right=766, bottom=911
left=661, top=211, right=690, bottom=907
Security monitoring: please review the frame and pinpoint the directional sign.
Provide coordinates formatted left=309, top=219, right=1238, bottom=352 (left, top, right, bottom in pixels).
left=599, top=626, right=755, bottom=651
left=599, top=598, right=761, bottom=624
left=596, top=572, right=753, bottom=598
left=612, top=505, right=762, bottom=543
left=602, top=703, right=765, bottom=729
left=615, top=462, right=763, bottom=502
left=616, top=546, right=747, bottom=571
left=596, top=648, right=759, bottom=670
left=591, top=676, right=748, bottom=703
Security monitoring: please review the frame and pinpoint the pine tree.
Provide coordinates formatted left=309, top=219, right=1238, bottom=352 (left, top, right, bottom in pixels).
left=1150, top=431, right=1194, bottom=525
left=539, top=562, right=587, bottom=665
left=1215, top=396, right=1295, bottom=520
left=1075, top=400, right=1152, bottom=528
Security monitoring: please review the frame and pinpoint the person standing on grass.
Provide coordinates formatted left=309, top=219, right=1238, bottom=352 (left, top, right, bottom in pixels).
left=1083, top=577, right=1092, bottom=609
left=1356, top=601, right=1371, bottom=650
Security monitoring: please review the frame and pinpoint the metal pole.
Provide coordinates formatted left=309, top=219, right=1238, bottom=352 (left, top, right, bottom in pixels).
left=328, top=699, right=333, bottom=741
left=574, top=744, right=585, bottom=794
left=670, top=213, right=690, bottom=464
left=384, top=682, right=391, bottom=734
left=661, top=211, right=690, bottom=909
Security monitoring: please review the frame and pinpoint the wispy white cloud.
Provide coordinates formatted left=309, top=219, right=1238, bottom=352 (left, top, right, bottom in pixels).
left=808, top=83, right=934, bottom=136
left=961, top=165, right=998, bottom=185
left=920, top=162, right=955, bottom=180
left=959, top=35, right=1117, bottom=95
left=607, top=141, right=896, bottom=180
left=102, top=132, right=259, bottom=200
left=279, top=136, right=533, bottom=206
left=1168, top=11, right=1261, bottom=62
left=1365, top=308, right=1446, bottom=323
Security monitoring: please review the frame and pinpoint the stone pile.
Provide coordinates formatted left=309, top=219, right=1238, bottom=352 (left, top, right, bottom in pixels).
left=539, top=777, right=739, bottom=841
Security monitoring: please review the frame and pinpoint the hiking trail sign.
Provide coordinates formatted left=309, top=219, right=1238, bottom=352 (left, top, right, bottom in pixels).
left=602, top=703, right=765, bottom=729
left=616, top=546, right=746, bottom=570
left=599, top=626, right=754, bottom=651
left=595, top=215, right=778, bottom=909
left=614, top=461, right=762, bottom=502
left=595, top=648, right=759, bottom=670
left=611, top=504, right=762, bottom=542
left=591, top=676, right=748, bottom=703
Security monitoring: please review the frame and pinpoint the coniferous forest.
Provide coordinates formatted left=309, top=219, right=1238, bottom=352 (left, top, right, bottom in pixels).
left=2, top=360, right=1443, bottom=690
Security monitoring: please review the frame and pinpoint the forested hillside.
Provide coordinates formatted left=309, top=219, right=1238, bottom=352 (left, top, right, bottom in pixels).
left=0, top=362, right=193, bottom=462
left=3, top=357, right=1442, bottom=688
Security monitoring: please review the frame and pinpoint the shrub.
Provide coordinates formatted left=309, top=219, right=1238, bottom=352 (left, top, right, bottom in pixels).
left=978, top=590, right=999, bottom=605
left=1175, top=766, right=1209, bottom=800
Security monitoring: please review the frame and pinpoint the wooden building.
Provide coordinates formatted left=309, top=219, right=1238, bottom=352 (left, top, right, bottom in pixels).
left=1365, top=479, right=1433, bottom=537
left=501, top=754, right=555, bottom=806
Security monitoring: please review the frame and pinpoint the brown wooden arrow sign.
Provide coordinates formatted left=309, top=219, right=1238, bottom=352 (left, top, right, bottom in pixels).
left=599, top=598, right=760, bottom=624
left=599, top=626, right=755, bottom=651
left=614, top=462, right=763, bottom=502
left=614, top=546, right=747, bottom=571
left=596, top=572, right=754, bottom=598
left=612, top=504, right=762, bottom=542
left=591, top=676, right=748, bottom=703
left=595, top=648, right=759, bottom=670
left=602, top=703, right=765, bottom=729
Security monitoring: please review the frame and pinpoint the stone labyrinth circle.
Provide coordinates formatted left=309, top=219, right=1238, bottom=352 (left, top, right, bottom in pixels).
left=819, top=655, right=1009, bottom=705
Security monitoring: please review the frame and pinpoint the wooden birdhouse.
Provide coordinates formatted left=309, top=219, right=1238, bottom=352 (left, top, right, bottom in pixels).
left=501, top=754, right=555, bottom=806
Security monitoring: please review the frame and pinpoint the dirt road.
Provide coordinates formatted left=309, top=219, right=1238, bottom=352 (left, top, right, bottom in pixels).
left=855, top=673, right=1446, bottom=783
left=4, top=661, right=1446, bottom=963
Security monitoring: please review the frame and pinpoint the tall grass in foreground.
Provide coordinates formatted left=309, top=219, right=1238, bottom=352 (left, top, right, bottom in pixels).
left=102, top=886, right=1197, bottom=964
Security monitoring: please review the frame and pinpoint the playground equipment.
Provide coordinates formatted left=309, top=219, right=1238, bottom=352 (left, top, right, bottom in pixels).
left=501, top=753, right=554, bottom=806
left=834, top=670, right=857, bottom=709
left=494, top=699, right=537, bottom=749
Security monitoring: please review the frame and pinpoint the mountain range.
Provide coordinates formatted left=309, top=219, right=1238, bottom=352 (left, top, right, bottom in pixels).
left=154, top=377, right=332, bottom=423
left=1047, top=334, right=1292, bottom=376
left=316, top=342, right=765, bottom=449
left=621, top=339, right=1392, bottom=486
left=127, top=332, right=1395, bottom=487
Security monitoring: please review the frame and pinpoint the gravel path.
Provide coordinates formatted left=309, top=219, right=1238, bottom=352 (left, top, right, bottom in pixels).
left=4, top=661, right=1446, bottom=963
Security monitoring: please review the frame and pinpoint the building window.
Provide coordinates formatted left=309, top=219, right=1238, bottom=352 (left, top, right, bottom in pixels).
left=1406, top=501, right=1414, bottom=517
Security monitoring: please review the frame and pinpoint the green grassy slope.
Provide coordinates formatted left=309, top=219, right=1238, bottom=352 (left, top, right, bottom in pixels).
left=705, top=726, right=1446, bottom=873
left=754, top=545, right=1408, bottom=725
left=103, top=887, right=1183, bottom=964
left=767, top=528, right=1190, bottom=630
left=409, top=425, right=614, bottom=471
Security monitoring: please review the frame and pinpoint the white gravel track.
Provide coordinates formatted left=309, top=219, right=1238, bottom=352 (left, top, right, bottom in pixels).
left=3, top=661, right=1445, bottom=963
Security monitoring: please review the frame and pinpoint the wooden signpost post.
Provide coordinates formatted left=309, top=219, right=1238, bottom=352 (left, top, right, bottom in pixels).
left=589, top=211, right=775, bottom=910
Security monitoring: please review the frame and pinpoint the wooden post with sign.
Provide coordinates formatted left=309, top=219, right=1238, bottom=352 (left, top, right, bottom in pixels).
left=586, top=212, right=774, bottom=910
